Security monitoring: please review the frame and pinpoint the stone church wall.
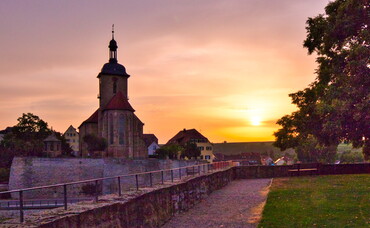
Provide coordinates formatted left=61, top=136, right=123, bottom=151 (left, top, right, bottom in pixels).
left=9, top=157, right=198, bottom=198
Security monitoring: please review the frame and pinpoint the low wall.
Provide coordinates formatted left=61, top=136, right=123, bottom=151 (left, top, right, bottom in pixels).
left=233, top=163, right=370, bottom=179
left=9, top=157, right=198, bottom=198
left=23, top=169, right=234, bottom=228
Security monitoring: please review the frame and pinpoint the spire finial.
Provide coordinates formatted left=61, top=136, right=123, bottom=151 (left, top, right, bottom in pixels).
left=112, top=24, right=115, bottom=39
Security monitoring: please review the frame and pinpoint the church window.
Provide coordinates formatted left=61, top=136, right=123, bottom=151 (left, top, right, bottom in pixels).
left=109, top=115, right=114, bottom=144
left=119, top=115, right=125, bottom=145
left=113, top=78, right=117, bottom=94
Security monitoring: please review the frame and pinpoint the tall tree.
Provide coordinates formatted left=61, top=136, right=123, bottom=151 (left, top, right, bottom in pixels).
left=274, top=0, right=370, bottom=161
left=181, top=142, right=201, bottom=159
left=1, top=113, right=51, bottom=156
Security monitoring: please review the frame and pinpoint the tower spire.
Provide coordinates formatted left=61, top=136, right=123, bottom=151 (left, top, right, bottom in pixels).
left=108, top=24, right=118, bottom=63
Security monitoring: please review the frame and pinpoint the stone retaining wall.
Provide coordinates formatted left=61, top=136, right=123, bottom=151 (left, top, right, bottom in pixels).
left=233, top=163, right=370, bottom=179
left=9, top=157, right=198, bottom=198
left=15, top=169, right=233, bottom=227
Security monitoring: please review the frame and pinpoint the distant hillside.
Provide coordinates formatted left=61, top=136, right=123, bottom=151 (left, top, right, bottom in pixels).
left=213, top=141, right=295, bottom=159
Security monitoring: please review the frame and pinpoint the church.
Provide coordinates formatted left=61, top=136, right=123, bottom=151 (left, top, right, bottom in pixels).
left=79, top=30, right=147, bottom=158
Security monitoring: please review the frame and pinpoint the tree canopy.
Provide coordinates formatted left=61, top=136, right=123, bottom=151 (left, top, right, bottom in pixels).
left=181, top=142, right=201, bottom=159
left=155, top=144, right=183, bottom=159
left=83, top=134, right=107, bottom=157
left=1, top=113, right=72, bottom=157
left=274, top=0, right=369, bottom=162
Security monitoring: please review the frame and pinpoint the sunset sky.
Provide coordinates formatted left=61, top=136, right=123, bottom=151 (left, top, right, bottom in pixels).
left=0, top=0, right=329, bottom=143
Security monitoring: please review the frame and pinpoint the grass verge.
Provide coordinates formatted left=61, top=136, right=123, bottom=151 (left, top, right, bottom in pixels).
left=259, top=174, right=370, bottom=227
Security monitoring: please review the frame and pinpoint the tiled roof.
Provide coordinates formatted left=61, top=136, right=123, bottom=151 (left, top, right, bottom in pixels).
left=84, top=109, right=99, bottom=123
left=43, top=132, right=60, bottom=142
left=166, top=128, right=209, bottom=145
left=142, top=134, right=159, bottom=147
left=103, top=91, right=135, bottom=112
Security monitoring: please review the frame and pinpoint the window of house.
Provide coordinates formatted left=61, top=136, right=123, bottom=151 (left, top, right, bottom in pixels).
left=200, top=155, right=204, bottom=159
left=119, top=115, right=125, bottom=145
left=205, top=155, right=211, bottom=160
left=206, top=146, right=212, bottom=150
left=50, top=142, right=54, bottom=151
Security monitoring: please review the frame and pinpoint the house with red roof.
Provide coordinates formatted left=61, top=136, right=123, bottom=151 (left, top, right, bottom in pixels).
left=167, top=128, right=215, bottom=162
left=78, top=30, right=146, bottom=158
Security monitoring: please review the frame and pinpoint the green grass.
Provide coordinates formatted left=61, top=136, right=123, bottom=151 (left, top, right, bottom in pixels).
left=259, top=174, right=370, bottom=228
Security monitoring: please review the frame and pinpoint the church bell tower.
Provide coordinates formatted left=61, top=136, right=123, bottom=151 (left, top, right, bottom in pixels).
left=98, top=25, right=130, bottom=109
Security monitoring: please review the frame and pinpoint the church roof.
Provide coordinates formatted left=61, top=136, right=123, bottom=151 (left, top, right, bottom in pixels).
left=99, top=62, right=130, bottom=77
left=167, top=128, right=209, bottom=145
left=103, top=91, right=135, bottom=112
left=81, top=109, right=99, bottom=126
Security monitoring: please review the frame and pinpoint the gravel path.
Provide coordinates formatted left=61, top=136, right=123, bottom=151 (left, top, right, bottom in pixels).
left=162, top=178, right=272, bottom=228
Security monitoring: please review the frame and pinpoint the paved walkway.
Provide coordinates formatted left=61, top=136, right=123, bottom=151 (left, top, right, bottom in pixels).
left=162, top=178, right=272, bottom=228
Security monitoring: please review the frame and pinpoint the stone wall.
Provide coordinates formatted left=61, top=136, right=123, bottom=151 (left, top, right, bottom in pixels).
left=233, top=163, right=370, bottom=179
left=9, top=157, right=198, bottom=198
left=17, top=168, right=234, bottom=228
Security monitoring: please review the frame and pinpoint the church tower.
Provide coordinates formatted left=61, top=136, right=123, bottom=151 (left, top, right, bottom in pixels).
left=79, top=27, right=147, bottom=158
left=98, top=27, right=130, bottom=108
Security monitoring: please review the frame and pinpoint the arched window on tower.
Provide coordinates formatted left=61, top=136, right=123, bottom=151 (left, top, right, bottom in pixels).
left=113, top=78, right=117, bottom=94
left=119, top=115, right=125, bottom=145
left=109, top=115, right=114, bottom=144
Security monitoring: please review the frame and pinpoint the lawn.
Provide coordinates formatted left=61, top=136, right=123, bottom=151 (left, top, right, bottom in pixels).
left=259, top=174, right=370, bottom=228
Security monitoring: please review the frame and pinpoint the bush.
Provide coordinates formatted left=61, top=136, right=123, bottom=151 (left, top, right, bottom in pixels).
left=0, top=168, right=10, bottom=183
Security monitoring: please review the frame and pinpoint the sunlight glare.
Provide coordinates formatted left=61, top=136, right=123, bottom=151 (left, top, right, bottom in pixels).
left=250, top=116, right=261, bottom=126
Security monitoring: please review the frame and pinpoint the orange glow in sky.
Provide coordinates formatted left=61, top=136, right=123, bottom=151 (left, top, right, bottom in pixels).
left=0, top=0, right=329, bottom=143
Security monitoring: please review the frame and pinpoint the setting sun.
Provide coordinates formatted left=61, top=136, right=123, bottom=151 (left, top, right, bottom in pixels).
left=250, top=116, right=261, bottom=126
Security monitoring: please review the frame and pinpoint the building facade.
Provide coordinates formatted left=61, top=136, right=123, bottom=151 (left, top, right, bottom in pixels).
left=43, top=132, right=62, bottom=157
left=167, top=128, right=215, bottom=162
left=143, top=134, right=160, bottom=156
left=63, top=125, right=79, bottom=155
left=79, top=31, right=147, bottom=158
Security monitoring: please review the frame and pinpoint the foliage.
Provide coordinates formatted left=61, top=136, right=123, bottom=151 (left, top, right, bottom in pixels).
left=0, top=168, right=10, bottom=183
left=259, top=175, right=370, bottom=227
left=274, top=0, right=370, bottom=161
left=181, top=142, right=201, bottom=159
left=294, top=136, right=337, bottom=163
left=155, top=144, right=183, bottom=159
left=1, top=113, right=51, bottom=157
left=83, top=134, right=107, bottom=157
left=80, top=183, right=101, bottom=196
left=339, top=151, right=365, bottom=163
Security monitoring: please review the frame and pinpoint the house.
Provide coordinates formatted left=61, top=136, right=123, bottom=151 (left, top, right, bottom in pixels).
left=43, top=132, right=62, bottom=157
left=142, top=134, right=160, bottom=156
left=167, top=128, right=215, bottom=162
left=63, top=125, right=79, bottom=155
